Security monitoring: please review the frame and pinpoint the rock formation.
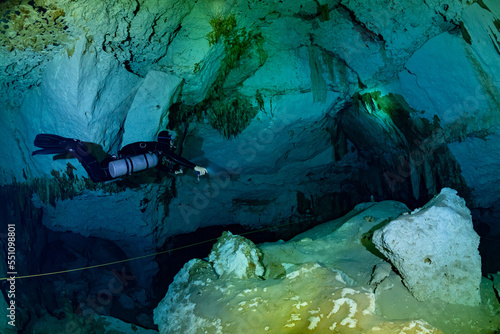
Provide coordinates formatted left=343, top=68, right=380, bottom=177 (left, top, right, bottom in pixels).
left=154, top=195, right=500, bottom=333
left=373, top=188, right=482, bottom=306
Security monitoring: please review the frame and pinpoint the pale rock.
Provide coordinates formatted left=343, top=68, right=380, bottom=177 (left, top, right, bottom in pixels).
left=153, top=230, right=447, bottom=333
left=160, top=1, right=223, bottom=105
left=153, top=259, right=389, bottom=333
left=121, top=71, right=182, bottom=146
left=366, top=320, right=444, bottom=334
left=1, top=0, right=500, bottom=331
left=12, top=37, right=141, bottom=182
left=153, top=259, right=219, bottom=334
left=124, top=0, right=193, bottom=76
left=372, top=188, right=482, bottom=306
left=208, top=231, right=264, bottom=279
left=369, top=262, right=392, bottom=287
left=259, top=201, right=410, bottom=283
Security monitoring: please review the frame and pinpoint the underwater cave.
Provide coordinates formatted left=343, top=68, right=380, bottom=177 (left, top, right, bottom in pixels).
left=1, top=0, right=500, bottom=333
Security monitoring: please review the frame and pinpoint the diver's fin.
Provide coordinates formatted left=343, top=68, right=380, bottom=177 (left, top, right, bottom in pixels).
left=32, top=148, right=68, bottom=156
left=34, top=134, right=72, bottom=148
left=32, top=134, right=76, bottom=156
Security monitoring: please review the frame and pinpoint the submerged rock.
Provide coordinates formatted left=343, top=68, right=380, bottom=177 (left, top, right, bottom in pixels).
left=153, top=196, right=499, bottom=333
left=208, top=231, right=264, bottom=279
left=372, top=188, right=481, bottom=306
left=153, top=258, right=443, bottom=333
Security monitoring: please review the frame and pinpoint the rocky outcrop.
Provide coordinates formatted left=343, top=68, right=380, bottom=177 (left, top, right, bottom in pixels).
left=208, top=231, right=264, bottom=279
left=373, top=188, right=482, bottom=306
left=154, top=258, right=443, bottom=333
left=153, top=197, right=500, bottom=333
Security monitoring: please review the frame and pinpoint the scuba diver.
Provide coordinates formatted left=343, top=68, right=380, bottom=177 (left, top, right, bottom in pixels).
left=32, top=131, right=208, bottom=183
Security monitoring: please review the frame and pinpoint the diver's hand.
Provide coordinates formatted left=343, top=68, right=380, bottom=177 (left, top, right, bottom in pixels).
left=194, top=166, right=208, bottom=176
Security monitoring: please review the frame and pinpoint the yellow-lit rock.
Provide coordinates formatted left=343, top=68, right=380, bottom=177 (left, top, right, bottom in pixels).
left=154, top=201, right=500, bottom=333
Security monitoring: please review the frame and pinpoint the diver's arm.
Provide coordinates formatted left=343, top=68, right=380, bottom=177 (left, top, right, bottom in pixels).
left=155, top=143, right=207, bottom=175
left=151, top=141, right=195, bottom=169
left=169, top=155, right=207, bottom=175
left=142, top=141, right=207, bottom=176
left=162, top=150, right=197, bottom=169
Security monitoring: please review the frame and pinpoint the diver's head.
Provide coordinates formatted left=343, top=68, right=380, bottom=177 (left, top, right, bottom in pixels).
left=158, top=130, right=177, bottom=149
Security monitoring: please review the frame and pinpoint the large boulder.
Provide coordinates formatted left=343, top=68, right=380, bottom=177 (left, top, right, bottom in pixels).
left=372, top=188, right=481, bottom=306
left=208, top=231, right=264, bottom=279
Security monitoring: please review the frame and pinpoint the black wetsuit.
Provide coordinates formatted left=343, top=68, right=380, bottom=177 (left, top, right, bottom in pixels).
left=33, top=134, right=197, bottom=183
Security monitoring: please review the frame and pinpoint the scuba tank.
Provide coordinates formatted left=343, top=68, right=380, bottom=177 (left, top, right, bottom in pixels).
left=108, top=153, right=159, bottom=178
